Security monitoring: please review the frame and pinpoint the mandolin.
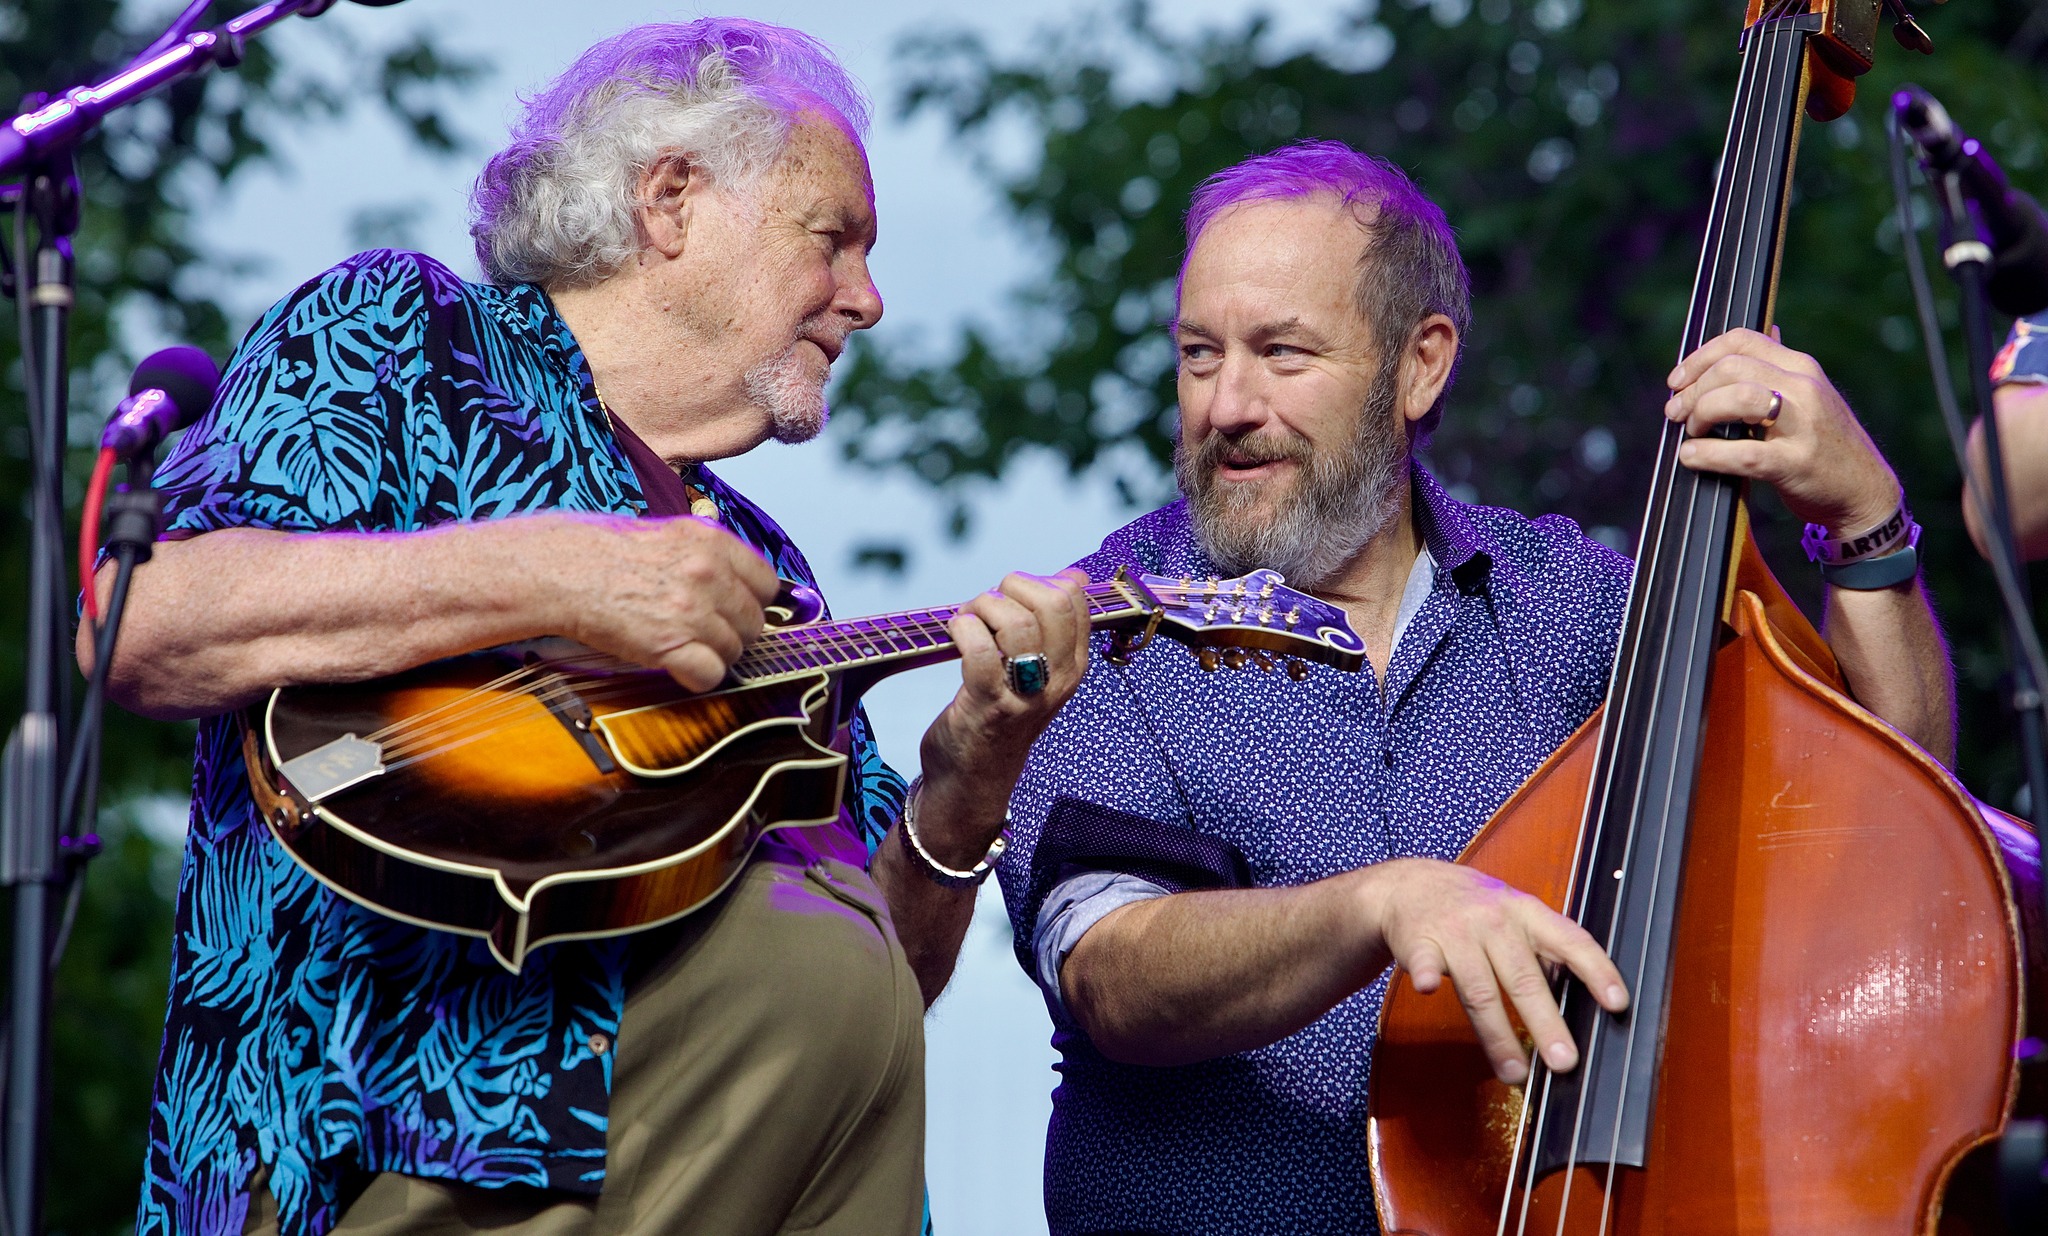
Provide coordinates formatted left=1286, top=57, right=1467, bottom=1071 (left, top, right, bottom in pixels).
left=244, top=567, right=1365, bottom=972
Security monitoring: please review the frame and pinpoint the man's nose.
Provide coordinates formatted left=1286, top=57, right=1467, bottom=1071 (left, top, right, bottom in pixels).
left=838, top=255, right=883, bottom=331
left=1205, top=354, right=1269, bottom=434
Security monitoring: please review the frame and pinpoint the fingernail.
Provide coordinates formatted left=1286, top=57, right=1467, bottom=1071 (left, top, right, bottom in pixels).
left=1544, top=1041, right=1575, bottom=1070
left=1607, top=984, right=1629, bottom=1008
left=1500, top=1058, right=1528, bottom=1084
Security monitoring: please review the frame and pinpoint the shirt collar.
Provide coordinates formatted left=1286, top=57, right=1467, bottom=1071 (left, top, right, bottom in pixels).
left=1410, top=463, right=1494, bottom=589
left=498, top=281, right=685, bottom=498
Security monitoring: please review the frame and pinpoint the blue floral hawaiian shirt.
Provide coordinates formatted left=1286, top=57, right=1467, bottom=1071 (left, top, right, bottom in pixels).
left=136, top=250, right=907, bottom=1236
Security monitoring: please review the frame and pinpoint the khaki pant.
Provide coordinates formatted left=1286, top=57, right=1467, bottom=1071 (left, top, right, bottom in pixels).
left=246, top=856, right=926, bottom=1236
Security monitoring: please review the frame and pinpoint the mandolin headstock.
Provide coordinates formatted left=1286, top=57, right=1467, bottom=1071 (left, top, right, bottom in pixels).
left=1131, top=569, right=1367, bottom=675
left=1744, top=0, right=1931, bottom=122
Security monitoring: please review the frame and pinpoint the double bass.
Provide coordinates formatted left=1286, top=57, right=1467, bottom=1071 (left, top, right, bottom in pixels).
left=1369, top=1, right=2043, bottom=1232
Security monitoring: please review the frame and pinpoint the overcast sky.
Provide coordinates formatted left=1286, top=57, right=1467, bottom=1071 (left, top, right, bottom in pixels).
left=166, top=1, right=1365, bottom=1229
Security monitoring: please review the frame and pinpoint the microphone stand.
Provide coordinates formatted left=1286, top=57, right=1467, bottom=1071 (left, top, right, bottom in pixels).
left=0, top=3, right=378, bottom=1232
left=1885, top=106, right=2048, bottom=1232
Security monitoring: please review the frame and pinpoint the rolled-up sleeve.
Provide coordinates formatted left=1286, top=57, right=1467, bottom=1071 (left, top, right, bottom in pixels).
left=1031, top=870, right=1170, bottom=1017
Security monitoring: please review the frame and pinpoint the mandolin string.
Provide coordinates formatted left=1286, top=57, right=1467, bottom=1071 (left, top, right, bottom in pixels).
left=370, top=601, right=996, bottom=761
left=371, top=581, right=1224, bottom=768
left=1510, top=15, right=1792, bottom=1236
left=1585, top=17, right=1805, bottom=1236
left=374, top=612, right=976, bottom=765
left=372, top=580, right=1214, bottom=766
left=357, top=657, right=598, bottom=745
left=358, top=645, right=654, bottom=747
left=368, top=583, right=1199, bottom=767
left=371, top=614, right=971, bottom=764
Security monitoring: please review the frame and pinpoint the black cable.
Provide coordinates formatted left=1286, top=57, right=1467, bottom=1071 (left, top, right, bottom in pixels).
left=12, top=190, right=38, bottom=501
left=0, top=168, right=35, bottom=1236
left=1886, top=110, right=2048, bottom=796
left=50, top=544, right=140, bottom=972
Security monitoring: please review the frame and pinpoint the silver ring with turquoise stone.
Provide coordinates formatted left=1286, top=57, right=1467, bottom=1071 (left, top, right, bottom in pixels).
left=1003, top=652, right=1050, bottom=697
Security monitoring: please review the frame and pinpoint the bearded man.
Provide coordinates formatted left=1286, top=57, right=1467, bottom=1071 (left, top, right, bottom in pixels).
left=92, top=20, right=1088, bottom=1236
left=995, top=140, right=1955, bottom=1235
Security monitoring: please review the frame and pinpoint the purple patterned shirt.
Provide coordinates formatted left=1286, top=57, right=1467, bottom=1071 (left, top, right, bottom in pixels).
left=995, top=466, right=1632, bottom=1236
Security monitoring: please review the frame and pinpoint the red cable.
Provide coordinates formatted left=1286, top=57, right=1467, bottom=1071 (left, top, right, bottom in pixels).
left=79, top=446, right=116, bottom=624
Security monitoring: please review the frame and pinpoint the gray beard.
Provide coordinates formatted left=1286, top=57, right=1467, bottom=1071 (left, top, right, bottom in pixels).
left=1175, top=360, right=1410, bottom=591
left=743, top=315, right=842, bottom=444
left=742, top=345, right=829, bottom=444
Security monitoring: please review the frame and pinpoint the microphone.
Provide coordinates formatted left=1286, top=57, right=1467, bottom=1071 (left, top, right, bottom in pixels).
left=100, top=346, right=219, bottom=461
left=1894, top=85, right=2048, bottom=317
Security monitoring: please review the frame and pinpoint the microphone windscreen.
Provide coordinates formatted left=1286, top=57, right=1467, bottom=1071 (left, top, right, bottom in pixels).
left=128, top=346, right=220, bottom=429
left=1989, top=202, right=2048, bottom=317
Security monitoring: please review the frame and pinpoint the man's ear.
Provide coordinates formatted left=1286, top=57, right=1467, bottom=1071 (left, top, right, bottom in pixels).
left=1402, top=314, right=1460, bottom=428
left=636, top=151, right=697, bottom=260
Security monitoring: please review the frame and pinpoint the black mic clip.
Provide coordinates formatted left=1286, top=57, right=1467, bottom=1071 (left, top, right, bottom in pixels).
left=100, top=487, right=163, bottom=567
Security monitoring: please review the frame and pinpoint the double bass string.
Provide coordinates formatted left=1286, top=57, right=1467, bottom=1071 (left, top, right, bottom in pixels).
left=1497, top=13, right=1807, bottom=1233
left=1584, top=21, right=1808, bottom=1234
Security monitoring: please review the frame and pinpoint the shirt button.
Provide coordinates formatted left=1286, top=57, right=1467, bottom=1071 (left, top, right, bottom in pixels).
left=587, top=1033, right=611, bottom=1057
left=1383, top=749, right=1395, bottom=767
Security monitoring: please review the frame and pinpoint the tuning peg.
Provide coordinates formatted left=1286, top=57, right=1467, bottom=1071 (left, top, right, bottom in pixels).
left=1882, top=0, right=1933, bottom=52
left=1286, top=658, right=1310, bottom=681
left=1284, top=607, right=1300, bottom=628
left=1253, top=651, right=1275, bottom=673
left=1893, top=13, right=1933, bottom=52
left=1223, top=648, right=1250, bottom=670
left=1198, top=647, right=1221, bottom=672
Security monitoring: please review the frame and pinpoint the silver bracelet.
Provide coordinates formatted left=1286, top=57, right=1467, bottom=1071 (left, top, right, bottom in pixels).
left=897, top=776, right=1011, bottom=889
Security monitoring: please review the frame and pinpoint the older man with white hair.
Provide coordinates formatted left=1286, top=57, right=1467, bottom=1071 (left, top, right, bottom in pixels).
left=96, top=20, right=1087, bottom=1236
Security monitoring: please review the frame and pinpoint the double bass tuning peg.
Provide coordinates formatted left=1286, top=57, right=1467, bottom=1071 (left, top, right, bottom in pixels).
left=1882, top=0, right=1934, bottom=54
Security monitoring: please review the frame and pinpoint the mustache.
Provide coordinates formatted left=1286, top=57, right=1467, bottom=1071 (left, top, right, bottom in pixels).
left=797, top=313, right=853, bottom=362
left=1187, top=429, right=1315, bottom=474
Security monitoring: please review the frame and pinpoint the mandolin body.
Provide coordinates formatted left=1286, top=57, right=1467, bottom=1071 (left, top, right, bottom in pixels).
left=245, top=647, right=849, bottom=972
left=239, top=568, right=1370, bottom=973
left=1369, top=535, right=2038, bottom=1234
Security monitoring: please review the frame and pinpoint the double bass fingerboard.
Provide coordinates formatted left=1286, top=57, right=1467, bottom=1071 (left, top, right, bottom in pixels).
left=1530, top=9, right=1822, bottom=1179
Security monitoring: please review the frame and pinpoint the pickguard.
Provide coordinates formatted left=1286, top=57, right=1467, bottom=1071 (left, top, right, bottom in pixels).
left=593, top=675, right=829, bottom=777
